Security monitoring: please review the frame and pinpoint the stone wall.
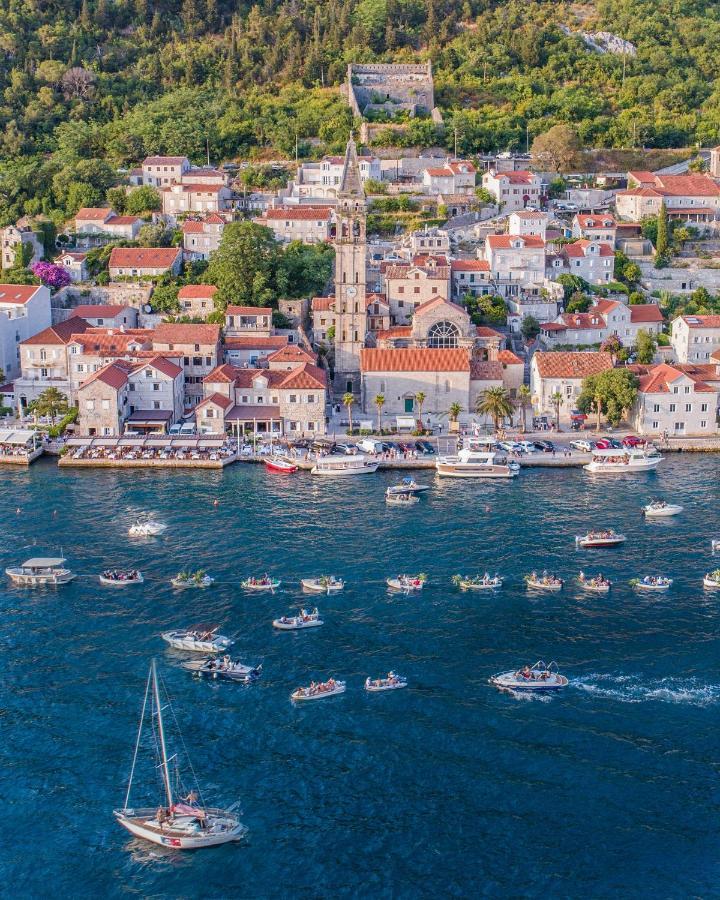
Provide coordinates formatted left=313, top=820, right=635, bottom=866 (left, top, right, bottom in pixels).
left=52, top=283, right=154, bottom=322
left=348, top=63, right=435, bottom=119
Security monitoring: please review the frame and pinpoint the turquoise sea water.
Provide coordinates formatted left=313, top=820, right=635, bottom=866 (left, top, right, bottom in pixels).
left=1, top=457, right=719, bottom=898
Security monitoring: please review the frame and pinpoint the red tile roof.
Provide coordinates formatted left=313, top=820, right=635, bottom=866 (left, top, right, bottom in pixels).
left=224, top=336, right=288, bottom=351
left=533, top=351, right=614, bottom=379
left=623, top=174, right=720, bottom=198
left=376, top=326, right=412, bottom=340
left=153, top=323, right=220, bottom=345
left=495, top=170, right=536, bottom=184
left=21, top=316, right=89, bottom=346
left=178, top=284, right=218, bottom=299
left=139, top=355, right=183, bottom=378
left=70, top=329, right=153, bottom=354
left=196, top=392, right=234, bottom=411
left=448, top=160, right=476, bottom=175
left=143, top=156, right=188, bottom=165
left=497, top=349, right=523, bottom=365
left=426, top=167, right=453, bottom=178
left=204, top=363, right=238, bottom=383
left=361, top=347, right=470, bottom=372
left=0, top=285, right=43, bottom=305
left=75, top=208, right=110, bottom=221
left=451, top=260, right=490, bottom=272
left=476, top=326, right=503, bottom=338
left=629, top=304, right=664, bottom=324
left=559, top=312, right=606, bottom=329
left=412, top=254, right=449, bottom=267
left=80, top=359, right=131, bottom=390
left=109, top=247, right=181, bottom=270
left=680, top=314, right=720, bottom=328
left=105, top=215, right=141, bottom=226
left=636, top=362, right=717, bottom=394
left=385, top=264, right=450, bottom=280
left=311, top=296, right=334, bottom=312
left=487, top=235, right=545, bottom=250
left=511, top=210, right=546, bottom=219
left=226, top=305, right=272, bottom=317
left=262, top=207, right=332, bottom=221
left=414, top=295, right=461, bottom=316
left=563, top=240, right=614, bottom=258
left=278, top=363, right=326, bottom=390
left=57, top=251, right=87, bottom=262
left=266, top=345, right=316, bottom=364
left=72, top=304, right=126, bottom=318
left=576, top=214, right=616, bottom=228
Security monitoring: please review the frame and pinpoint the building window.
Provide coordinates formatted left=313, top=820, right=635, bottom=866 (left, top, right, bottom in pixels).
left=428, top=320, right=460, bottom=349
left=153, top=383, right=160, bottom=391
left=674, top=422, right=684, bottom=431
left=701, top=403, right=708, bottom=412
left=86, top=400, right=95, bottom=410
left=652, top=404, right=660, bottom=413
left=101, top=399, right=110, bottom=410
left=153, top=401, right=161, bottom=410
left=289, top=394, right=297, bottom=403
left=308, top=394, right=315, bottom=403
left=701, top=420, right=707, bottom=428
left=685, top=403, right=692, bottom=412
left=652, top=421, right=659, bottom=430
left=669, top=403, right=676, bottom=412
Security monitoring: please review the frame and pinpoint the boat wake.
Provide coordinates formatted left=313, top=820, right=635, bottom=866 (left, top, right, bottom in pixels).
left=573, top=673, right=720, bottom=707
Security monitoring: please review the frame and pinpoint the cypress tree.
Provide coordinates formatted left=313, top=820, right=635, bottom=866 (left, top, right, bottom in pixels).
left=656, top=201, right=669, bottom=257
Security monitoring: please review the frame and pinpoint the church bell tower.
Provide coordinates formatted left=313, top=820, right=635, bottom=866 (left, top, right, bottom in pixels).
left=333, top=136, right=367, bottom=395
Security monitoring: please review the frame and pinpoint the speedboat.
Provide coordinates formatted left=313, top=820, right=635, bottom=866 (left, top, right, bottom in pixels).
left=631, top=575, right=672, bottom=592
left=290, top=679, right=346, bottom=701
left=265, top=456, right=298, bottom=475
left=577, top=572, right=611, bottom=593
left=365, top=672, right=407, bottom=692
left=172, top=570, right=214, bottom=589
left=490, top=660, right=568, bottom=692
left=452, top=573, right=503, bottom=590
left=435, top=447, right=519, bottom=478
left=161, top=625, right=234, bottom=653
left=386, top=574, right=427, bottom=592
left=113, top=660, right=245, bottom=849
left=525, top=572, right=563, bottom=591
left=128, top=519, right=167, bottom=537
left=386, top=477, right=430, bottom=496
left=242, top=576, right=281, bottom=591
left=703, top=570, right=720, bottom=589
left=311, top=454, right=378, bottom=476
left=575, top=530, right=626, bottom=549
left=273, top=608, right=323, bottom=630
left=643, top=500, right=683, bottom=517
left=6, top=557, right=75, bottom=586
left=385, top=490, right=419, bottom=506
left=99, top=569, right=144, bottom=586
left=584, top=447, right=662, bottom=474
left=182, top=657, right=262, bottom=682
left=301, top=576, right=344, bottom=594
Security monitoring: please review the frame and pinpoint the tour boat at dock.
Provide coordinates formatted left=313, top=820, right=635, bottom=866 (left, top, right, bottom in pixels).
left=435, top=447, right=519, bottom=478
left=6, top=557, right=76, bottom=586
left=265, top=456, right=298, bottom=475
left=631, top=575, right=673, bottom=592
left=525, top=572, right=564, bottom=591
left=386, top=574, right=427, bottom=592
left=291, top=678, right=346, bottom=702
left=577, top=572, right=611, bottom=593
left=99, top=569, right=143, bottom=586
left=584, top=447, right=661, bottom=474
left=575, top=530, right=626, bottom=549
left=161, top=625, right=234, bottom=653
left=128, top=519, right=167, bottom=537
left=272, top=608, right=323, bottom=630
left=365, top=672, right=407, bottom=692
left=242, top=575, right=281, bottom=591
left=642, top=500, right=683, bottom=517
left=703, top=570, right=720, bottom=589
left=490, top=660, right=568, bottom=692
left=310, top=454, right=379, bottom=476
left=301, top=576, right=344, bottom=594
left=114, top=660, right=245, bottom=849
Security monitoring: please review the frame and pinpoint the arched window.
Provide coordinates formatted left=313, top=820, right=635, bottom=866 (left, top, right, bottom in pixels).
left=427, top=320, right=460, bottom=348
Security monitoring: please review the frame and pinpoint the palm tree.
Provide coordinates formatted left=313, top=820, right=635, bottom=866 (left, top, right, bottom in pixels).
left=550, top=390, right=564, bottom=431
left=517, top=384, right=532, bottom=433
left=448, top=401, right=462, bottom=422
left=341, top=392, right=354, bottom=434
left=414, top=391, right=426, bottom=425
left=475, top=387, right=515, bottom=434
left=373, top=393, right=385, bottom=433
left=30, top=387, right=69, bottom=425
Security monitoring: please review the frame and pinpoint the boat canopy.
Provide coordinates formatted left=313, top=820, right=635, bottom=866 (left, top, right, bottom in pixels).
left=21, top=557, right=66, bottom=568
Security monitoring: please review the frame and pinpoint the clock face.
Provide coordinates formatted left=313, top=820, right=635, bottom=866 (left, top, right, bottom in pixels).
left=346, top=286, right=357, bottom=297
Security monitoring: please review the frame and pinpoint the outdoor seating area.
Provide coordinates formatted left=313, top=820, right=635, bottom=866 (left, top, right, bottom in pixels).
left=0, top=428, right=43, bottom=464
left=61, top=435, right=236, bottom=467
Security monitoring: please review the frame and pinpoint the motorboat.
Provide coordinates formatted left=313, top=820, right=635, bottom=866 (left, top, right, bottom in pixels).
left=642, top=500, right=683, bottom=517
left=365, top=672, right=408, bottom=692
left=435, top=448, right=519, bottom=478
left=172, top=570, right=214, bottom=589
left=489, top=660, right=568, bottom=692
left=451, top=573, right=503, bottom=591
left=272, top=608, right=323, bottom=630
left=385, top=490, right=419, bottom=507
left=265, top=456, right=298, bottom=475
left=114, top=660, right=245, bottom=849
left=6, top=557, right=75, bottom=586
left=712, top=539, right=720, bottom=552
left=386, top=574, right=427, bottom=592
left=577, top=572, right=611, bottom=593
left=525, top=572, right=563, bottom=591
left=386, top=477, right=430, bottom=496
left=631, top=575, right=673, bottom=592
left=242, top=576, right=281, bottom=591
left=182, top=657, right=262, bottom=682
left=301, top=576, right=344, bottom=594
left=161, top=625, right=234, bottom=653
left=290, top=679, right=346, bottom=701
left=575, top=530, right=626, bottom=549
left=703, top=570, right=720, bottom=589
left=128, top=519, right=167, bottom=537
left=311, top=454, right=379, bottom=476
left=99, top=569, right=144, bottom=586
left=584, top=447, right=661, bottom=474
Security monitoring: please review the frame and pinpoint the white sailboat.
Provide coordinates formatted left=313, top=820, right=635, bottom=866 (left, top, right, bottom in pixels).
left=114, top=659, right=245, bottom=850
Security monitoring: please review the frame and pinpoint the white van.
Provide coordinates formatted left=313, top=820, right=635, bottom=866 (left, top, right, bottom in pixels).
left=358, top=438, right=383, bottom=455
left=179, top=422, right=196, bottom=436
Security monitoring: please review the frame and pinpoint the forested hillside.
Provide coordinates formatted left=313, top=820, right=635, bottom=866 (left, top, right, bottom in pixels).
left=2, top=0, right=720, bottom=224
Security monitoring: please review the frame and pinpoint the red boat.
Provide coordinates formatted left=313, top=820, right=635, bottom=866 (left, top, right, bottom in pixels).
left=265, top=456, right=298, bottom=475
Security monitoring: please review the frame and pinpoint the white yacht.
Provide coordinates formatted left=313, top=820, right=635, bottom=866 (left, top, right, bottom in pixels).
left=311, top=453, right=379, bottom=476
left=435, top=447, right=519, bottom=478
left=6, top=557, right=75, bottom=586
left=584, top=447, right=661, bottom=474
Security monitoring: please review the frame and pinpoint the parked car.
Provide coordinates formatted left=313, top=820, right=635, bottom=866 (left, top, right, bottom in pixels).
left=334, top=443, right=357, bottom=455
left=622, top=435, right=645, bottom=447
left=415, top=440, right=435, bottom=455
left=498, top=441, right=522, bottom=453
left=381, top=441, right=400, bottom=453
left=533, top=440, right=555, bottom=453
left=358, top=438, right=384, bottom=455
left=594, top=438, right=612, bottom=449
left=570, top=440, right=593, bottom=452
left=608, top=438, right=623, bottom=449
left=517, top=441, right=537, bottom=454
left=397, top=441, right=414, bottom=453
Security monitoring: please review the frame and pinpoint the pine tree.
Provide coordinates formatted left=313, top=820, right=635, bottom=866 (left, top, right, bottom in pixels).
left=656, top=201, right=669, bottom=257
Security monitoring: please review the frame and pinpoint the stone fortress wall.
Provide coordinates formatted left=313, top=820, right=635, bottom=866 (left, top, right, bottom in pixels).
left=347, top=63, right=435, bottom=119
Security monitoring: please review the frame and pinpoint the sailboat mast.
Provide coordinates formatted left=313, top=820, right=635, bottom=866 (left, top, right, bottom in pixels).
left=123, top=665, right=152, bottom=810
left=152, top=659, right=174, bottom=810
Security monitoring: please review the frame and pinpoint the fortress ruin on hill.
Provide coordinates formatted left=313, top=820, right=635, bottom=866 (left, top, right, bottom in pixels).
left=346, top=63, right=438, bottom=120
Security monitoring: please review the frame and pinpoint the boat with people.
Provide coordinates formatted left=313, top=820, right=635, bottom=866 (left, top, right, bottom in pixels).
left=584, top=447, right=661, bottom=474
left=171, top=570, right=214, bottom=589
left=272, top=608, right=323, bottom=630
left=703, top=570, right=720, bottom=589
left=642, top=499, right=683, bottom=517
left=630, top=575, right=673, bottom=592
left=385, top=490, right=419, bottom=507
left=435, top=446, right=519, bottom=479
left=525, top=571, right=564, bottom=591
left=386, top=574, right=427, bottom=592
left=5, top=556, right=76, bottom=586
left=301, top=576, right=344, bottom=594
left=99, top=569, right=143, bottom=586
left=182, top=656, right=262, bottom=682
left=575, top=530, right=626, bottom=549
left=489, top=660, right=568, bottom=692
left=161, top=625, right=234, bottom=653
left=128, top=519, right=167, bottom=537
left=577, top=572, right=611, bottom=593
left=310, top=454, right=379, bottom=476
left=290, top=678, right=346, bottom=701
left=241, top=575, right=281, bottom=591
left=365, top=672, right=408, bottom=692
left=114, top=660, right=245, bottom=849
left=265, top=456, right=298, bottom=475
left=452, top=573, right=503, bottom=591
left=386, top=477, right=430, bottom=496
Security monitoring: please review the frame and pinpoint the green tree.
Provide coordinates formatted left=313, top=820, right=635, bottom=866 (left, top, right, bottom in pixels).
left=151, top=284, right=180, bottom=313
left=373, top=393, right=385, bottom=433
left=448, top=401, right=462, bottom=423
left=517, top=384, right=532, bottom=433
left=549, top=390, right=563, bottom=431
left=600, top=334, right=623, bottom=364
left=577, top=369, right=639, bottom=428
left=125, top=186, right=161, bottom=216
left=521, top=315, right=540, bottom=341
left=342, top=392, right=355, bottom=433
left=530, top=124, right=581, bottom=173
left=635, top=329, right=657, bottom=364
left=566, top=293, right=591, bottom=314
left=30, top=387, right=69, bottom=424
left=475, top=386, right=516, bottom=432
left=655, top=201, right=669, bottom=268
left=106, top=187, right=128, bottom=214
left=414, top=391, right=426, bottom=423
left=207, top=221, right=280, bottom=308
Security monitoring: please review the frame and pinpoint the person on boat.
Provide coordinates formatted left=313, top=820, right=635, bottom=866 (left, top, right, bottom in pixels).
left=156, top=806, right=168, bottom=830
left=520, top=666, right=532, bottom=679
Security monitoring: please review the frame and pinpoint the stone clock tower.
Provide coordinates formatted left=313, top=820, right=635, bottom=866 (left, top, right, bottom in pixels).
left=333, top=136, right=367, bottom=395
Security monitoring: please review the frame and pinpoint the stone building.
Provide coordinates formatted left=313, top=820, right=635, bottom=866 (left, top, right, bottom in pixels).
left=346, top=63, right=435, bottom=119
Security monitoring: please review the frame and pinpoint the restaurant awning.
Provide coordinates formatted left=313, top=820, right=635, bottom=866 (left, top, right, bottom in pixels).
left=118, top=437, right=146, bottom=447
left=146, top=437, right=173, bottom=447
left=94, top=437, right=120, bottom=447
left=67, top=437, right=93, bottom=447
left=0, top=429, right=38, bottom=445
left=225, top=404, right=281, bottom=422
left=171, top=438, right=200, bottom=448
left=198, top=438, right=224, bottom=448
left=127, top=409, right=174, bottom=424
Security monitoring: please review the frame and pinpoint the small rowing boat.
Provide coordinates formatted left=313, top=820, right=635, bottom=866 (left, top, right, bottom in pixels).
left=291, top=679, right=346, bottom=702
left=365, top=672, right=407, bottom=692
left=630, top=575, right=672, bottom=592
left=386, top=574, right=427, bottom=592
left=99, top=569, right=143, bottom=586
left=642, top=500, right=683, bottom=517
left=575, top=530, right=626, bottom=549
left=301, top=576, right=344, bottom=594
left=265, top=456, right=298, bottom=475
left=172, top=570, right=214, bottom=589
left=525, top=572, right=563, bottom=592
left=577, top=572, right=611, bottom=593
left=241, top=575, right=281, bottom=592
left=273, top=608, right=323, bottom=630
left=452, top=573, right=502, bottom=590
left=703, top=569, right=720, bottom=589
left=490, top=660, right=568, bottom=692
left=161, top=625, right=233, bottom=653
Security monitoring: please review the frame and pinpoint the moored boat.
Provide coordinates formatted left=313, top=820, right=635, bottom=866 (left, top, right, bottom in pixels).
left=113, top=660, right=245, bottom=849
left=273, top=608, right=323, bottom=630
left=490, top=660, right=568, bottom=692
left=301, top=576, right=344, bottom=594
left=525, top=571, right=563, bottom=591
left=128, top=519, right=167, bottom=537
left=172, top=570, right=214, bottom=589
left=291, top=678, right=346, bottom=701
left=365, top=671, right=407, bottom=692
left=265, top=456, right=298, bottom=474
left=386, top=574, right=427, bottom=592
left=584, top=447, right=661, bottom=474
left=99, top=569, right=143, bottom=586
left=182, top=656, right=262, bottom=682
left=642, top=500, right=683, bottom=517
left=242, top=575, right=281, bottom=591
left=630, top=575, right=672, bottom=592
left=575, top=530, right=626, bottom=549
left=452, top=573, right=503, bottom=590
left=435, top=447, right=519, bottom=479
left=161, top=625, right=233, bottom=653
left=703, top=570, right=720, bottom=589
left=577, top=572, right=611, bottom=593
left=6, top=556, right=75, bottom=586
left=310, top=454, right=378, bottom=476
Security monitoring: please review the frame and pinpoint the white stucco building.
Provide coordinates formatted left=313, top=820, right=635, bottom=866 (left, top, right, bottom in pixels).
left=0, top=284, right=51, bottom=381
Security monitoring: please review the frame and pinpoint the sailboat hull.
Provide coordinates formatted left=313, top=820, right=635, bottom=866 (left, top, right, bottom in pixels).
left=114, top=809, right=245, bottom=849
